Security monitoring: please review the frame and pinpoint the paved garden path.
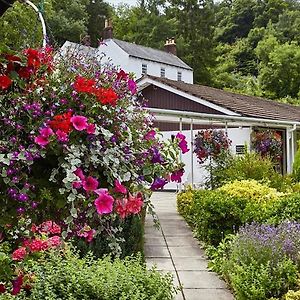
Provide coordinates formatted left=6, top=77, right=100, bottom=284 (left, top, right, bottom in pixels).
left=144, top=192, right=234, bottom=300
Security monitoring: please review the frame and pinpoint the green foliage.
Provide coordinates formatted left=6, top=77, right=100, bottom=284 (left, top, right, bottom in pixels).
left=265, top=192, right=300, bottom=224
left=228, top=260, right=297, bottom=300
left=75, top=213, right=145, bottom=259
left=177, top=180, right=300, bottom=245
left=1, top=250, right=176, bottom=299
left=190, top=190, right=247, bottom=245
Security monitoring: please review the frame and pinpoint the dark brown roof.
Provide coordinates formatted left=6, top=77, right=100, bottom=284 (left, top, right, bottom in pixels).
left=143, top=76, right=300, bottom=122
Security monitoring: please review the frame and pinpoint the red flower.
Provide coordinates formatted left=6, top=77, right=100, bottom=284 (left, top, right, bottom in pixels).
left=25, top=48, right=41, bottom=68
left=38, top=220, right=61, bottom=235
left=0, top=75, right=12, bottom=90
left=73, top=76, right=95, bottom=93
left=117, top=69, right=128, bottom=80
left=94, top=87, right=118, bottom=106
left=28, top=239, right=48, bottom=252
left=0, top=284, right=6, bottom=294
left=18, top=67, right=32, bottom=79
left=126, top=193, right=143, bottom=215
left=49, top=111, right=73, bottom=134
left=12, top=247, right=27, bottom=261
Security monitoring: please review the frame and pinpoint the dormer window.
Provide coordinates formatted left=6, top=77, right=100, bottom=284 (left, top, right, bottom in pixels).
left=161, top=68, right=165, bottom=78
left=142, top=64, right=147, bottom=75
left=177, top=71, right=182, bottom=81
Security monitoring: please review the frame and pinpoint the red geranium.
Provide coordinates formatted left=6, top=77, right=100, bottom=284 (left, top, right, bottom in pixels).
left=94, top=87, right=118, bottom=106
left=0, top=75, right=12, bottom=90
left=24, top=48, right=41, bottom=68
left=49, top=111, right=73, bottom=134
left=73, top=76, right=95, bottom=93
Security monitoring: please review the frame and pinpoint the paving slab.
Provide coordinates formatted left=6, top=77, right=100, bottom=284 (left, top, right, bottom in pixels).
left=183, top=289, right=235, bottom=300
left=144, top=192, right=234, bottom=300
left=177, top=271, right=228, bottom=289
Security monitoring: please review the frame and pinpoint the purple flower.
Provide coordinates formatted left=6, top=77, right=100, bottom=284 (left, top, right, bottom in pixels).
left=150, top=177, right=167, bottom=190
left=151, top=148, right=164, bottom=164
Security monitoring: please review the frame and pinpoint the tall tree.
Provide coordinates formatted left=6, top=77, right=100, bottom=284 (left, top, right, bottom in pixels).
left=167, top=0, right=216, bottom=84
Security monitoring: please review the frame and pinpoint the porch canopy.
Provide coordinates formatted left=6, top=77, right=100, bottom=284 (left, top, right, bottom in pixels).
left=137, top=76, right=300, bottom=177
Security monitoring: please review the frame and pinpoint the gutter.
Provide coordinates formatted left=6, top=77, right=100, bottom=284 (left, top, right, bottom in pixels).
left=148, top=107, right=300, bottom=128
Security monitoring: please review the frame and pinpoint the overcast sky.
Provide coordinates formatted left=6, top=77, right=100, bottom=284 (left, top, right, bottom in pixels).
left=107, top=0, right=137, bottom=6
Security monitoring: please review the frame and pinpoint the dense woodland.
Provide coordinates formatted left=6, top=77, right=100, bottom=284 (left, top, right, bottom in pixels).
left=1, top=0, right=300, bottom=104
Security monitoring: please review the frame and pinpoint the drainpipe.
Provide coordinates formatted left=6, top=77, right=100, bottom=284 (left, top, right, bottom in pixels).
left=288, top=124, right=297, bottom=174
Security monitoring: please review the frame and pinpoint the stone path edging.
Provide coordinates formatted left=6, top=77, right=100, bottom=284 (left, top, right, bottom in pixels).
left=144, top=192, right=234, bottom=300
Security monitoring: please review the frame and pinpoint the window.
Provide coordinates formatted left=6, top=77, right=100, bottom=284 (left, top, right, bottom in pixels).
left=142, top=64, right=147, bottom=75
left=160, top=68, right=165, bottom=78
left=177, top=71, right=182, bottom=81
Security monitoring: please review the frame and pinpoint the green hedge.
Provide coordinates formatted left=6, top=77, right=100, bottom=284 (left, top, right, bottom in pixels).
left=0, top=251, right=176, bottom=300
left=177, top=185, right=300, bottom=245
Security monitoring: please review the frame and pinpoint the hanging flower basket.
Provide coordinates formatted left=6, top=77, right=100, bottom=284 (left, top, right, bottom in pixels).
left=194, top=129, right=232, bottom=164
left=251, top=130, right=283, bottom=161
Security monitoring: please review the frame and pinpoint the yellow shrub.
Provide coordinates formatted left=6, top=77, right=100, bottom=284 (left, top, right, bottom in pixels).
left=177, top=186, right=194, bottom=220
left=218, top=179, right=284, bottom=203
left=284, top=290, right=300, bottom=300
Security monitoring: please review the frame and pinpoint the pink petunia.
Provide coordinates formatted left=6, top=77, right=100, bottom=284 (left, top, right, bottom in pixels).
left=114, top=179, right=127, bottom=194
left=56, top=129, right=69, bottom=143
left=86, top=123, right=96, bottom=134
left=82, top=176, right=99, bottom=192
left=94, top=189, right=114, bottom=214
left=40, top=127, right=53, bottom=137
left=72, top=181, right=82, bottom=189
left=74, top=168, right=85, bottom=180
left=70, top=115, right=88, bottom=131
left=34, top=135, right=50, bottom=147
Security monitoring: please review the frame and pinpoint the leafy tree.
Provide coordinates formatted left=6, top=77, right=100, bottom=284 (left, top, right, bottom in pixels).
left=256, top=38, right=300, bottom=98
left=45, top=0, right=89, bottom=46
left=86, top=0, right=112, bottom=47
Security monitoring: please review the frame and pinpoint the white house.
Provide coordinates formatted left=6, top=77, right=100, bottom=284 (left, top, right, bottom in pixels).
left=60, top=20, right=193, bottom=84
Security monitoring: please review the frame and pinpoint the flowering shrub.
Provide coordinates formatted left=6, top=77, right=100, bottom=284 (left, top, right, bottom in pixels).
left=0, top=220, right=63, bottom=295
left=251, top=129, right=283, bottom=161
left=210, top=223, right=300, bottom=300
left=194, top=129, right=231, bottom=163
left=0, top=47, right=185, bottom=252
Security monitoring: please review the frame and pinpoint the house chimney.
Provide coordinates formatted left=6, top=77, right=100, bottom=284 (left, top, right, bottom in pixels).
left=103, top=19, right=113, bottom=40
left=164, top=38, right=177, bottom=56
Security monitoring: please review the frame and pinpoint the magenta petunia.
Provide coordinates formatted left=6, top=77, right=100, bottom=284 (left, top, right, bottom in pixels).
left=176, top=132, right=189, bottom=154
left=74, top=168, right=85, bottom=180
left=171, top=169, right=184, bottom=183
left=82, top=176, right=99, bottom=192
left=86, top=123, right=96, bottom=134
left=56, top=129, right=69, bottom=142
left=34, top=135, right=50, bottom=147
left=144, top=129, right=156, bottom=141
left=128, top=79, right=137, bottom=95
left=40, top=127, right=53, bottom=137
left=70, top=115, right=88, bottom=131
left=114, top=179, right=127, bottom=194
left=94, top=189, right=114, bottom=214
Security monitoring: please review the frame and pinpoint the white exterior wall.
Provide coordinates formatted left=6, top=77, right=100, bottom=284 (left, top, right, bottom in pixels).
left=127, top=57, right=193, bottom=83
left=160, top=127, right=251, bottom=190
left=98, top=40, right=130, bottom=71
left=98, top=40, right=193, bottom=83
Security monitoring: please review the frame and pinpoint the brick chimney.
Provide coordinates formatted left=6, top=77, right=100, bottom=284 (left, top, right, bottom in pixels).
left=164, top=38, right=177, bottom=56
left=103, top=19, right=113, bottom=40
